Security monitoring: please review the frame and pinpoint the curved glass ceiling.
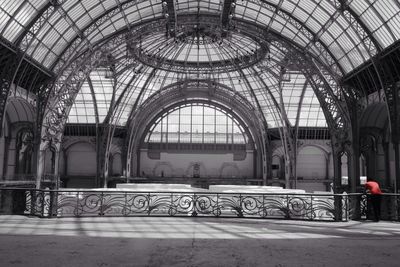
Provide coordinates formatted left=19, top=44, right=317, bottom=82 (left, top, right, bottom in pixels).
left=1, top=0, right=399, bottom=134
left=1, top=1, right=399, bottom=73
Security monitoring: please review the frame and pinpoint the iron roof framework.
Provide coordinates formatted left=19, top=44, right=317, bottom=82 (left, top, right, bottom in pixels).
left=0, top=1, right=398, bottom=136
left=3, top=0, right=397, bottom=73
left=38, top=17, right=349, bottom=142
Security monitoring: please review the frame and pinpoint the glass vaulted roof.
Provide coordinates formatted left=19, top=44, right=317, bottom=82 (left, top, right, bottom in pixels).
left=1, top=1, right=399, bottom=130
left=1, top=1, right=399, bottom=73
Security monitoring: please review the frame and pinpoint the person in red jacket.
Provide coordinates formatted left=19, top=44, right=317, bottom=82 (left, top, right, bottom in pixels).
left=365, top=178, right=382, bottom=222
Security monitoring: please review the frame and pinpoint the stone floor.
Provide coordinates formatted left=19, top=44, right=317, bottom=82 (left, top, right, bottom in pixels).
left=0, top=216, right=399, bottom=267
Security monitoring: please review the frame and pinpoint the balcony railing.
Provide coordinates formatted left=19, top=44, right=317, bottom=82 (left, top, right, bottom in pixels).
left=1, top=188, right=399, bottom=222
left=0, top=188, right=343, bottom=221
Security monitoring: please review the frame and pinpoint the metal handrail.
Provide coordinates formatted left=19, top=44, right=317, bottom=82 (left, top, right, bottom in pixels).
left=0, top=187, right=353, bottom=196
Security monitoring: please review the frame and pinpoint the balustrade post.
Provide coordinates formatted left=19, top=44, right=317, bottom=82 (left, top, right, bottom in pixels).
left=170, top=193, right=173, bottom=216
left=286, top=195, right=290, bottom=219
left=30, top=189, right=35, bottom=215
left=36, top=150, right=46, bottom=189
left=334, top=194, right=343, bottom=221
left=310, top=195, right=313, bottom=221
left=397, top=194, right=400, bottom=221
left=124, top=192, right=127, bottom=216
left=192, top=193, right=197, bottom=217
left=147, top=193, right=151, bottom=216
left=76, top=192, right=80, bottom=217
left=100, top=192, right=104, bottom=216
left=344, top=194, right=349, bottom=221
left=216, top=193, right=219, bottom=217
left=238, top=194, right=243, bottom=217
left=41, top=190, right=45, bottom=217
left=262, top=194, right=266, bottom=218
left=49, top=190, right=54, bottom=218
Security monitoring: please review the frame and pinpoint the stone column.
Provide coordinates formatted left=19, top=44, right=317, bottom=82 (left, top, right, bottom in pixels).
left=0, top=135, right=4, bottom=180
left=35, top=149, right=45, bottom=189
left=53, top=150, right=61, bottom=189
left=383, top=142, right=391, bottom=188
left=332, top=152, right=343, bottom=221
left=394, top=142, right=400, bottom=193
left=332, top=152, right=342, bottom=193
left=348, top=149, right=360, bottom=193
left=0, top=136, right=10, bottom=179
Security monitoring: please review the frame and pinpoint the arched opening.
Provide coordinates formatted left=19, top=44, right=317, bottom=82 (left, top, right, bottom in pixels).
left=0, top=115, right=10, bottom=180
left=138, top=102, right=255, bottom=186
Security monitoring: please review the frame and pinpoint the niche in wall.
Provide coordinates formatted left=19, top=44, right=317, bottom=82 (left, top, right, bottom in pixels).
left=296, top=146, right=327, bottom=180
left=66, top=142, right=96, bottom=176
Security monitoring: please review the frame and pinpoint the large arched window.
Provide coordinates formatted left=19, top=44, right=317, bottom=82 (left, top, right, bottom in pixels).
left=145, top=103, right=249, bottom=145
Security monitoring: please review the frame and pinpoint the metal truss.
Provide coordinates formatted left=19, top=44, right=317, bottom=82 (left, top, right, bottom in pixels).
left=0, top=49, right=17, bottom=135
left=16, top=1, right=65, bottom=50
left=251, top=29, right=349, bottom=134
left=40, top=48, right=107, bottom=147
left=245, top=0, right=381, bottom=74
left=334, top=0, right=381, bottom=54
left=246, top=0, right=344, bottom=77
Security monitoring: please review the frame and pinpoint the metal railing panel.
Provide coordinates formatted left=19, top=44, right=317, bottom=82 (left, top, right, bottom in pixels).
left=2, top=188, right=399, bottom=221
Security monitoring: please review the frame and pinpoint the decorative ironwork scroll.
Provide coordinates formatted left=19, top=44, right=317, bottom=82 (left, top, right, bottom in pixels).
left=3, top=189, right=395, bottom=221
left=48, top=190, right=341, bottom=221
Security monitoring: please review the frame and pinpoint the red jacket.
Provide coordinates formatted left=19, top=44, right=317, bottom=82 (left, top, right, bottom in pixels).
left=365, top=181, right=382, bottom=195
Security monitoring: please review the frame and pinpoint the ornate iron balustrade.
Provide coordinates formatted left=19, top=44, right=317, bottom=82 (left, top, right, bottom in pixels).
left=349, top=193, right=400, bottom=221
left=1, top=188, right=342, bottom=221
left=2, top=188, right=399, bottom=222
